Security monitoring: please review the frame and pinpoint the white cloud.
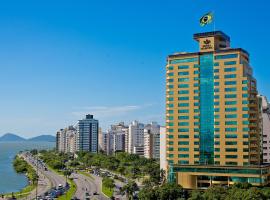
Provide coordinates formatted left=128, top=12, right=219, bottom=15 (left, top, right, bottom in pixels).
left=71, top=105, right=145, bottom=118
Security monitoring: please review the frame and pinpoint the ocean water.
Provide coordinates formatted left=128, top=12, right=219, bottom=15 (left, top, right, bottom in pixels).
left=0, top=142, right=55, bottom=194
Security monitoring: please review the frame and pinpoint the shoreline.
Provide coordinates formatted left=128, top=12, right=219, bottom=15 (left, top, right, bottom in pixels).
left=2, top=154, right=37, bottom=199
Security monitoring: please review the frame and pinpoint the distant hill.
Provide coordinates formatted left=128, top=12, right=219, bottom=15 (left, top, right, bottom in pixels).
left=0, top=133, right=55, bottom=142
left=28, top=135, right=56, bottom=142
left=0, top=133, right=26, bottom=142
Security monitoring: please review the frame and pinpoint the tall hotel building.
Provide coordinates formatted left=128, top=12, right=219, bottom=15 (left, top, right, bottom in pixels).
left=166, top=31, right=270, bottom=189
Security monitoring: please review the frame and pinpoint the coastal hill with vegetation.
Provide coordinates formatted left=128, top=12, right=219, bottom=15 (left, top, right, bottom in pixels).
left=0, top=133, right=55, bottom=142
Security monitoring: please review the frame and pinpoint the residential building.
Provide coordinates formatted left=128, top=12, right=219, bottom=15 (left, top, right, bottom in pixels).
left=77, top=114, right=99, bottom=152
left=144, top=122, right=160, bottom=159
left=160, top=126, right=167, bottom=170
left=56, top=126, right=77, bottom=153
left=106, top=122, right=128, bottom=154
left=128, top=120, right=144, bottom=154
left=166, top=31, right=270, bottom=189
left=259, top=95, right=270, bottom=163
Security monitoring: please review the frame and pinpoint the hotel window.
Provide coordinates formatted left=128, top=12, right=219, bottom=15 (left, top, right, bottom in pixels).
left=214, top=82, right=219, bottom=86
left=225, top=128, right=237, bottom=132
left=225, top=87, right=237, bottom=92
left=178, top=84, right=189, bottom=88
left=226, top=155, right=238, bottom=158
left=243, top=114, right=249, bottom=118
left=167, top=104, right=174, bottom=108
left=178, top=90, right=189, bottom=94
left=214, top=95, right=219, bottom=99
left=194, top=70, right=199, bottom=75
left=214, top=101, right=220, bottom=105
left=224, top=67, right=236, bottom=72
left=178, top=135, right=189, bottom=138
left=225, top=107, right=237, bottom=112
left=167, top=66, right=174, bottom=70
left=243, top=128, right=249, bottom=132
left=214, top=141, right=220, bottom=145
left=214, top=62, right=219, bottom=66
left=225, top=162, right=237, bottom=165
left=242, top=100, right=249, bottom=104
left=214, top=75, right=219, bottom=79
left=215, top=148, right=220, bottom=152
left=178, top=109, right=189, bottom=113
left=168, top=154, right=174, bottom=158
left=243, top=134, right=248, bottom=138
left=214, top=88, right=219, bottom=92
left=168, top=85, right=174, bottom=89
left=194, top=134, right=199, bottom=138
left=178, top=103, right=189, bottom=107
left=178, top=96, right=189, bottom=100
left=168, top=141, right=174, bottom=145
left=242, top=87, right=248, bottom=91
left=214, top=108, right=220, bottom=112
left=214, top=134, right=220, bottom=138
left=194, top=96, right=199, bottom=100
left=178, top=148, right=189, bottom=151
left=214, top=128, right=220, bottom=132
left=225, top=114, right=237, bottom=118
left=225, top=141, right=237, bottom=145
left=214, top=115, right=220, bottom=119
left=194, top=77, right=199, bottom=81
left=242, top=93, right=248, bottom=98
left=178, top=122, right=189, bottom=126
left=194, top=128, right=200, bottom=132
left=215, top=54, right=238, bottom=60
left=224, top=74, right=237, bottom=79
left=178, top=128, right=189, bottom=132
left=194, top=122, right=199, bottom=126
left=178, top=116, right=189, bottom=120
left=225, top=101, right=237, bottom=105
left=225, top=134, right=237, bottom=138
left=169, top=57, right=198, bottom=64
left=194, top=115, right=199, bottom=119
left=194, top=109, right=199, bottom=113
left=225, top=148, right=237, bottom=152
left=167, top=72, right=174, bottom=76
left=168, top=135, right=174, bottom=139
left=178, top=65, right=189, bottom=69
left=167, top=116, right=174, bottom=120
left=225, top=94, right=237, bottom=98
left=194, top=102, right=199, bottom=106
left=168, top=110, right=174, bottom=114
left=243, top=141, right=249, bottom=145
left=194, top=83, right=199, bottom=87
left=243, top=121, right=249, bottom=125
left=168, top=147, right=174, bottom=151
left=224, top=61, right=237, bottom=65
left=242, top=80, right=248, bottom=84
left=215, top=155, right=220, bottom=158
left=214, top=69, right=219, bottom=73
left=225, top=121, right=237, bottom=125
left=214, top=121, right=220, bottom=125
left=225, top=81, right=237, bottom=85
left=194, top=141, right=199, bottom=145
left=242, top=107, right=248, bottom=111
left=167, top=97, right=174, bottom=101
left=178, top=154, right=189, bottom=158
left=178, top=78, right=189, bottom=82
left=194, top=64, right=199, bottom=68
left=194, top=148, right=199, bottom=151
left=194, top=89, right=199, bottom=93
left=167, top=122, right=174, bottom=126
left=243, top=155, right=249, bottom=159
left=179, top=160, right=189, bottom=164
left=168, top=91, right=174, bottom=95
left=178, top=71, right=189, bottom=76
left=178, top=141, right=189, bottom=145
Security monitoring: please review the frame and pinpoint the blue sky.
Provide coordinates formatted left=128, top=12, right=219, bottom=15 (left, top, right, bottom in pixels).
left=0, top=0, right=269, bottom=137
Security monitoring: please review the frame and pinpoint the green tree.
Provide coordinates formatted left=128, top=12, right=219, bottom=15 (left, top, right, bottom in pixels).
left=188, top=190, right=204, bottom=200
left=157, top=182, right=183, bottom=200
left=121, top=181, right=138, bottom=200
left=203, top=186, right=227, bottom=200
left=103, top=177, right=115, bottom=190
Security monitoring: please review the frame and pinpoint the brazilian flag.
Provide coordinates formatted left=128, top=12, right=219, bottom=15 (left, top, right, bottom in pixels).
left=200, top=12, right=213, bottom=26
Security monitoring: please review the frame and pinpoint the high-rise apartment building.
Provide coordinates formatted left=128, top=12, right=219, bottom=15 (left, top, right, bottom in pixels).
left=128, top=120, right=144, bottom=154
left=166, top=31, right=270, bottom=189
left=259, top=95, right=270, bottom=163
left=56, top=126, right=77, bottom=153
left=77, top=114, right=99, bottom=152
left=160, top=126, right=167, bottom=170
left=144, top=122, right=160, bottom=159
left=106, top=122, right=128, bottom=154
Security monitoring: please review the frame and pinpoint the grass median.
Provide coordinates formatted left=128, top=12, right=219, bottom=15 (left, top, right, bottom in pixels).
left=102, top=182, right=114, bottom=198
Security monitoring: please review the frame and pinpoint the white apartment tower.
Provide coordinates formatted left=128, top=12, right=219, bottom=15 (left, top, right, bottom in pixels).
left=128, top=120, right=145, bottom=154
left=144, top=122, right=160, bottom=159
left=259, top=95, right=270, bottom=163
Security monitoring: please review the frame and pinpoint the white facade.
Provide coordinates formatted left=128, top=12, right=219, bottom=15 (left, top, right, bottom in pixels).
left=56, top=126, right=77, bottom=153
left=159, top=126, right=167, bottom=170
left=144, top=122, right=160, bottom=159
left=106, top=122, right=128, bottom=154
left=128, top=120, right=144, bottom=154
left=260, top=95, right=270, bottom=163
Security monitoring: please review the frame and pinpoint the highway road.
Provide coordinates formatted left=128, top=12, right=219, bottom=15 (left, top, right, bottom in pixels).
left=20, top=153, right=66, bottom=200
left=72, top=173, right=109, bottom=200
